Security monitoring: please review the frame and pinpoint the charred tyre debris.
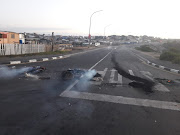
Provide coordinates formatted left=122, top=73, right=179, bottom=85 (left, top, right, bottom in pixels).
left=111, top=54, right=155, bottom=93
left=61, top=69, right=103, bottom=81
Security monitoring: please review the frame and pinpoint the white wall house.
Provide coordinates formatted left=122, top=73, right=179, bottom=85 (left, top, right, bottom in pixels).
left=19, top=33, right=25, bottom=44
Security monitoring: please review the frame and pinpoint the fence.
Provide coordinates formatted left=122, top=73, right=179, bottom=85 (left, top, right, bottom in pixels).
left=0, top=44, right=45, bottom=56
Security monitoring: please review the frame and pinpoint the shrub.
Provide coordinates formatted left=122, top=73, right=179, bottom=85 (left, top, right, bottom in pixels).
left=136, top=45, right=155, bottom=52
left=160, top=52, right=178, bottom=61
left=172, top=56, right=180, bottom=64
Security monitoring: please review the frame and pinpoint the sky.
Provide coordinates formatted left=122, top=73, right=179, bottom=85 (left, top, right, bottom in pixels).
left=0, top=0, right=180, bottom=38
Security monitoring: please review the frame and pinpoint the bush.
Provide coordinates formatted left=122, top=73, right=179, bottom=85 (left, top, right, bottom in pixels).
left=172, top=57, right=180, bottom=64
left=160, top=52, right=178, bottom=61
left=136, top=45, right=155, bottom=52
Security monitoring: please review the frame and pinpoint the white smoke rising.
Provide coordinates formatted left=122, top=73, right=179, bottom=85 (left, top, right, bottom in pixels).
left=76, top=69, right=97, bottom=91
left=0, top=65, right=31, bottom=79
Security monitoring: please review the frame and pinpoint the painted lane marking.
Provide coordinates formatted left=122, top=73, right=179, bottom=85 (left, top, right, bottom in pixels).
left=61, top=91, right=180, bottom=111
left=140, top=71, right=170, bottom=92
left=60, top=50, right=113, bottom=96
left=89, top=50, right=113, bottom=71
left=129, top=70, right=134, bottom=76
left=109, top=69, right=122, bottom=84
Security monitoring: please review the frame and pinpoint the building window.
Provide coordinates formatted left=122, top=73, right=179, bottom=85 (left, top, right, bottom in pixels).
left=11, top=34, right=15, bottom=39
left=0, top=34, right=7, bottom=38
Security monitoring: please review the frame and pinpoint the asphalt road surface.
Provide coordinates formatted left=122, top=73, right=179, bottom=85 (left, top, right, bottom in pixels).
left=1, top=45, right=180, bottom=135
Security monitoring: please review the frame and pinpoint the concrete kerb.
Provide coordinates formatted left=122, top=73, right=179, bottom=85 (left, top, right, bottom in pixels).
left=144, top=59, right=180, bottom=74
left=7, top=46, right=108, bottom=65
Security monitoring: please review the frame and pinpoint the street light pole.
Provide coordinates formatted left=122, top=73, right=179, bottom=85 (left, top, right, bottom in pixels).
left=88, top=10, right=103, bottom=45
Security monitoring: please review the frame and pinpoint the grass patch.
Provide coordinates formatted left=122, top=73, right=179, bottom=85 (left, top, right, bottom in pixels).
left=160, top=48, right=180, bottom=64
left=0, top=50, right=71, bottom=58
left=136, top=45, right=155, bottom=52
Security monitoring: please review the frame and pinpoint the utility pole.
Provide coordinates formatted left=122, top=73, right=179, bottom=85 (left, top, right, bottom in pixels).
left=52, top=32, right=54, bottom=51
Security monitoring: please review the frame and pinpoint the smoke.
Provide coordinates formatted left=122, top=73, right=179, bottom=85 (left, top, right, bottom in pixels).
left=0, top=65, right=31, bottom=79
left=76, top=69, right=97, bottom=91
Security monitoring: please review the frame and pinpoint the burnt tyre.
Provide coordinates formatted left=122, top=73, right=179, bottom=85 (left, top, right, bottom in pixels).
left=61, top=71, right=74, bottom=80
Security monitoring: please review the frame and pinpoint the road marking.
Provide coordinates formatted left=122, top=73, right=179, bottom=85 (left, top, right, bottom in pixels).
left=89, top=50, right=113, bottom=71
left=61, top=91, right=180, bottom=111
left=141, top=71, right=170, bottom=92
left=129, top=70, right=134, bottom=76
left=109, top=69, right=122, bottom=84
left=60, top=50, right=113, bottom=96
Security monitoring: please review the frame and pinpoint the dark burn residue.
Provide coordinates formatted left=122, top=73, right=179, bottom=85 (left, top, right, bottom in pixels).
left=111, top=54, right=155, bottom=93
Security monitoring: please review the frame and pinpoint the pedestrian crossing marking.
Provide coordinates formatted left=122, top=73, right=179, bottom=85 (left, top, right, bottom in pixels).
left=109, top=69, right=122, bottom=84
left=140, top=71, right=170, bottom=92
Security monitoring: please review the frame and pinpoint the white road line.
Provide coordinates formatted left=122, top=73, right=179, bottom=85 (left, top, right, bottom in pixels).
left=89, top=50, right=113, bottom=71
left=129, top=70, right=134, bottom=76
left=60, top=50, right=113, bottom=96
left=109, top=69, right=122, bottom=84
left=140, top=71, right=170, bottom=92
left=109, top=69, right=116, bottom=83
left=118, top=74, right=122, bottom=84
left=61, top=91, right=180, bottom=111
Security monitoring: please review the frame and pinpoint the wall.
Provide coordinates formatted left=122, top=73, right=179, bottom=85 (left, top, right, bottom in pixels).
left=0, top=44, right=45, bottom=55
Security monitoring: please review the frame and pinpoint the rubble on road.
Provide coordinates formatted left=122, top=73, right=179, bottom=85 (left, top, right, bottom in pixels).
left=61, top=68, right=103, bottom=81
left=26, top=66, right=46, bottom=74
left=154, top=78, right=177, bottom=85
left=25, top=73, right=50, bottom=80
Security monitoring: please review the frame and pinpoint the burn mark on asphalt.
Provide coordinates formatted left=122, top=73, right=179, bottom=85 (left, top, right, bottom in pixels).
left=111, top=54, right=155, bottom=93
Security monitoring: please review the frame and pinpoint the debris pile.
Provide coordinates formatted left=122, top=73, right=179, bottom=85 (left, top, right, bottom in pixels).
left=154, top=78, right=175, bottom=85
left=0, top=65, right=49, bottom=80
left=24, top=66, right=50, bottom=80
left=111, top=54, right=155, bottom=93
left=61, top=69, right=103, bottom=81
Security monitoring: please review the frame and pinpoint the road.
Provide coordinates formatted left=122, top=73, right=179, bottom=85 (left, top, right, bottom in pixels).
left=1, top=45, right=180, bottom=135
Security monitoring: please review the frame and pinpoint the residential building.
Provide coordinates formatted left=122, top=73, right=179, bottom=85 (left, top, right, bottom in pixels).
left=0, top=31, right=19, bottom=44
left=19, top=33, right=25, bottom=44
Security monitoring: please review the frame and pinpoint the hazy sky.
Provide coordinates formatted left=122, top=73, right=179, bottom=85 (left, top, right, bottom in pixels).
left=0, top=0, right=180, bottom=38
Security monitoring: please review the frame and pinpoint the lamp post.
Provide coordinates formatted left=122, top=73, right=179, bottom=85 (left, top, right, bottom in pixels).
left=88, top=10, right=103, bottom=45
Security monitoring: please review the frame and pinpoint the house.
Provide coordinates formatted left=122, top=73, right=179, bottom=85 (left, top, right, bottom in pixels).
left=19, top=33, right=25, bottom=44
left=25, top=33, right=40, bottom=44
left=0, top=31, right=19, bottom=44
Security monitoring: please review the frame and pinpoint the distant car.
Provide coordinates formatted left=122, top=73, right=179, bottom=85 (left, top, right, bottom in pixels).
left=95, top=42, right=100, bottom=46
